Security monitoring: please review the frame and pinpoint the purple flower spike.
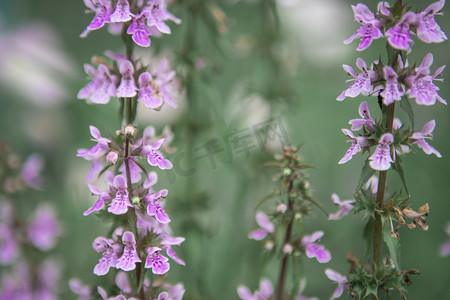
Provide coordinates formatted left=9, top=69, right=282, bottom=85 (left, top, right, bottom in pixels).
left=369, top=133, right=394, bottom=171
left=145, top=0, right=181, bottom=35
left=416, top=0, right=447, bottom=43
left=27, top=205, right=60, bottom=251
left=145, top=189, right=170, bottom=224
left=380, top=66, right=404, bottom=106
left=328, top=193, right=355, bottom=220
left=110, top=0, right=133, bottom=23
left=337, top=58, right=376, bottom=101
left=127, top=11, right=152, bottom=47
left=440, top=222, right=450, bottom=256
left=411, top=120, right=442, bottom=157
left=248, top=211, right=275, bottom=240
left=338, top=129, right=368, bottom=164
left=21, top=154, right=44, bottom=189
left=325, top=269, right=347, bottom=299
left=81, top=0, right=114, bottom=37
left=116, top=60, right=137, bottom=98
left=117, top=231, right=141, bottom=271
left=142, top=138, right=173, bottom=170
left=78, top=64, right=118, bottom=104
left=385, top=12, right=416, bottom=50
left=145, top=247, right=170, bottom=275
left=108, top=175, right=133, bottom=215
left=154, top=58, right=179, bottom=108
left=349, top=101, right=375, bottom=131
left=344, top=4, right=383, bottom=51
left=138, top=72, right=163, bottom=108
left=93, top=237, right=119, bottom=276
left=301, top=231, right=331, bottom=263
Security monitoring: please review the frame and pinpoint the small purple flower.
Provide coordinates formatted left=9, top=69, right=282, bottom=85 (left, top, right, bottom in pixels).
left=248, top=211, right=274, bottom=240
left=363, top=175, right=379, bottom=194
left=440, top=222, right=450, bottom=256
left=416, top=0, right=447, bottom=43
left=85, top=159, right=103, bottom=183
left=153, top=58, right=178, bottom=108
left=21, top=153, right=44, bottom=189
left=344, top=4, right=383, bottom=51
left=325, top=268, right=347, bottom=299
left=142, top=138, right=173, bottom=170
left=328, top=193, right=355, bottom=220
left=145, top=189, right=170, bottom=224
left=138, top=72, right=163, bottom=108
left=106, top=151, right=119, bottom=164
left=27, top=205, right=60, bottom=251
left=127, top=11, right=152, bottom=47
left=116, top=60, right=138, bottom=98
left=161, top=234, right=185, bottom=266
left=377, top=1, right=390, bottom=16
left=337, top=58, right=376, bottom=101
left=348, top=101, right=375, bottom=131
left=93, top=237, right=119, bottom=276
left=0, top=223, right=17, bottom=264
left=78, top=63, right=118, bottom=104
left=108, top=175, right=133, bottom=215
left=301, top=231, right=331, bottom=263
left=411, top=120, right=442, bottom=157
left=380, top=66, right=404, bottom=106
left=119, top=157, right=142, bottom=183
left=77, top=125, right=111, bottom=160
left=80, top=0, right=114, bottom=37
left=115, top=271, right=132, bottom=293
left=84, top=183, right=112, bottom=216
left=69, top=278, right=92, bottom=300
left=145, top=0, right=181, bottom=35
left=369, top=133, right=394, bottom=171
left=117, top=231, right=141, bottom=271
left=163, top=283, right=185, bottom=300
left=145, top=247, right=170, bottom=275
left=385, top=12, right=416, bottom=50
left=237, top=278, right=273, bottom=300
left=338, top=129, right=368, bottom=164
left=110, top=0, right=133, bottom=23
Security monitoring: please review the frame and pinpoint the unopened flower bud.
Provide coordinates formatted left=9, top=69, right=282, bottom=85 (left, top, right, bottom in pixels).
left=265, top=240, right=274, bottom=251
left=124, top=125, right=136, bottom=137
left=277, top=203, right=287, bottom=214
left=283, top=243, right=293, bottom=255
left=283, top=168, right=291, bottom=176
left=294, top=212, right=302, bottom=220
left=132, top=196, right=140, bottom=205
left=106, top=151, right=119, bottom=164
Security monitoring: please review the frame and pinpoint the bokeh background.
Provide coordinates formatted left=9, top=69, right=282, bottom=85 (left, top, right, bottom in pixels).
left=0, top=0, right=449, bottom=299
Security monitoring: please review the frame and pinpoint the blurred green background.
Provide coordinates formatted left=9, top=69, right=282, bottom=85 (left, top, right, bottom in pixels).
left=0, top=0, right=449, bottom=299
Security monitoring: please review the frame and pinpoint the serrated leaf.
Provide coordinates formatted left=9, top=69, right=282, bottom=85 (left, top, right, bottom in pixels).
left=356, top=159, right=376, bottom=192
left=363, top=218, right=374, bottom=258
left=400, top=98, right=415, bottom=128
left=392, top=156, right=410, bottom=199
left=382, top=217, right=401, bottom=270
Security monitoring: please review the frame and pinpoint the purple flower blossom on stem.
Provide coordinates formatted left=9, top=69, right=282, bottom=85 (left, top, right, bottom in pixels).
left=325, top=268, right=347, bottom=299
left=0, top=223, right=17, bottom=264
left=93, top=237, right=119, bottom=276
left=416, top=0, right=447, bottom=43
left=301, top=231, right=331, bottom=263
left=145, top=247, right=170, bottom=275
left=248, top=211, right=274, bottom=240
left=21, top=153, right=44, bottom=189
left=119, top=157, right=142, bottom=183
left=369, top=133, right=394, bottom=171
left=344, top=4, right=383, bottom=51
left=78, top=63, right=118, bottom=104
left=337, top=58, right=376, bottom=101
left=145, top=189, right=170, bottom=224
left=127, top=11, right=152, bottom=47
left=348, top=101, right=375, bottom=131
left=161, top=234, right=185, bottom=266
left=380, top=66, right=404, bottom=106
left=440, top=222, right=450, bottom=256
left=411, top=120, right=442, bottom=157
left=110, top=0, right=133, bottom=23
left=385, top=12, right=416, bottom=50
left=142, top=138, right=173, bottom=170
left=145, top=0, right=181, bottom=35
left=69, top=278, right=92, bottom=300
left=84, top=182, right=112, bottom=216
left=328, top=193, right=355, bottom=220
left=116, top=60, right=138, bottom=98
left=138, top=72, right=163, bottom=109
left=237, top=278, right=273, bottom=300
left=27, top=205, right=60, bottom=251
left=108, top=175, right=133, bottom=215
left=81, top=0, right=114, bottom=37
left=338, top=129, right=368, bottom=164
left=363, top=175, right=379, bottom=194
left=77, top=126, right=111, bottom=160
left=152, top=58, right=178, bottom=108
left=117, top=231, right=141, bottom=271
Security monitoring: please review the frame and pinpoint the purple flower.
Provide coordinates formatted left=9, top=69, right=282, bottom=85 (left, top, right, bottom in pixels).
left=338, top=129, right=368, bottom=164
left=161, top=234, right=185, bottom=266
left=416, top=0, right=447, bottom=43
left=127, top=11, right=152, bottom=47
left=85, top=159, right=103, bottom=183
left=77, top=126, right=111, bottom=160
left=69, top=278, right=92, bottom=300
left=337, top=58, right=376, bottom=101
left=142, top=138, right=173, bottom=170
left=363, top=175, right=379, bottom=194
left=348, top=101, right=375, bottom=131
left=248, top=211, right=274, bottom=240
left=145, top=0, right=181, bottom=35
left=344, top=4, right=383, bottom=51
left=136, top=207, right=169, bottom=236
left=145, top=247, right=170, bottom=275
left=301, top=231, right=331, bottom=263
left=369, top=133, right=394, bottom=171
left=78, top=63, right=118, bottom=104
left=108, top=175, right=133, bottom=215
left=138, top=72, right=163, bottom=108
left=440, top=222, right=450, bottom=256
left=325, top=268, right=347, bottom=299
left=380, top=66, right=404, bottom=106
left=80, top=0, right=114, bottom=37
left=21, top=154, right=44, bottom=189
left=0, top=223, right=17, bottom=264
left=119, top=157, right=143, bottom=183
left=328, top=193, right=355, bottom=220
left=110, top=0, right=133, bottom=23
left=406, top=53, right=446, bottom=106
left=377, top=1, right=391, bottom=16
left=93, top=237, right=120, bottom=275
left=385, top=12, right=416, bottom=50
left=84, top=182, right=112, bottom=216
left=411, top=120, right=442, bottom=157
left=145, top=189, right=170, bottom=224
left=153, top=58, right=178, bottom=108
left=27, top=205, right=60, bottom=251
left=237, top=278, right=273, bottom=300
left=117, top=231, right=141, bottom=271
left=115, top=271, right=132, bottom=293
left=163, top=283, right=185, bottom=300
left=116, top=60, right=138, bottom=98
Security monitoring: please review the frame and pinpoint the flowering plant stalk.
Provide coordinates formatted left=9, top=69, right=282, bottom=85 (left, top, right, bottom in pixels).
left=332, top=0, right=446, bottom=298
left=73, top=0, right=185, bottom=299
left=238, top=145, right=330, bottom=300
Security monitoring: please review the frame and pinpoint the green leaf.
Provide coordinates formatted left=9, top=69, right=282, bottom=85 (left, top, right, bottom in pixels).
left=382, top=217, right=401, bottom=270
left=290, top=256, right=303, bottom=300
left=399, top=98, right=415, bottom=128
left=363, top=218, right=374, bottom=258
left=392, top=156, right=410, bottom=199
left=356, top=159, right=376, bottom=192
